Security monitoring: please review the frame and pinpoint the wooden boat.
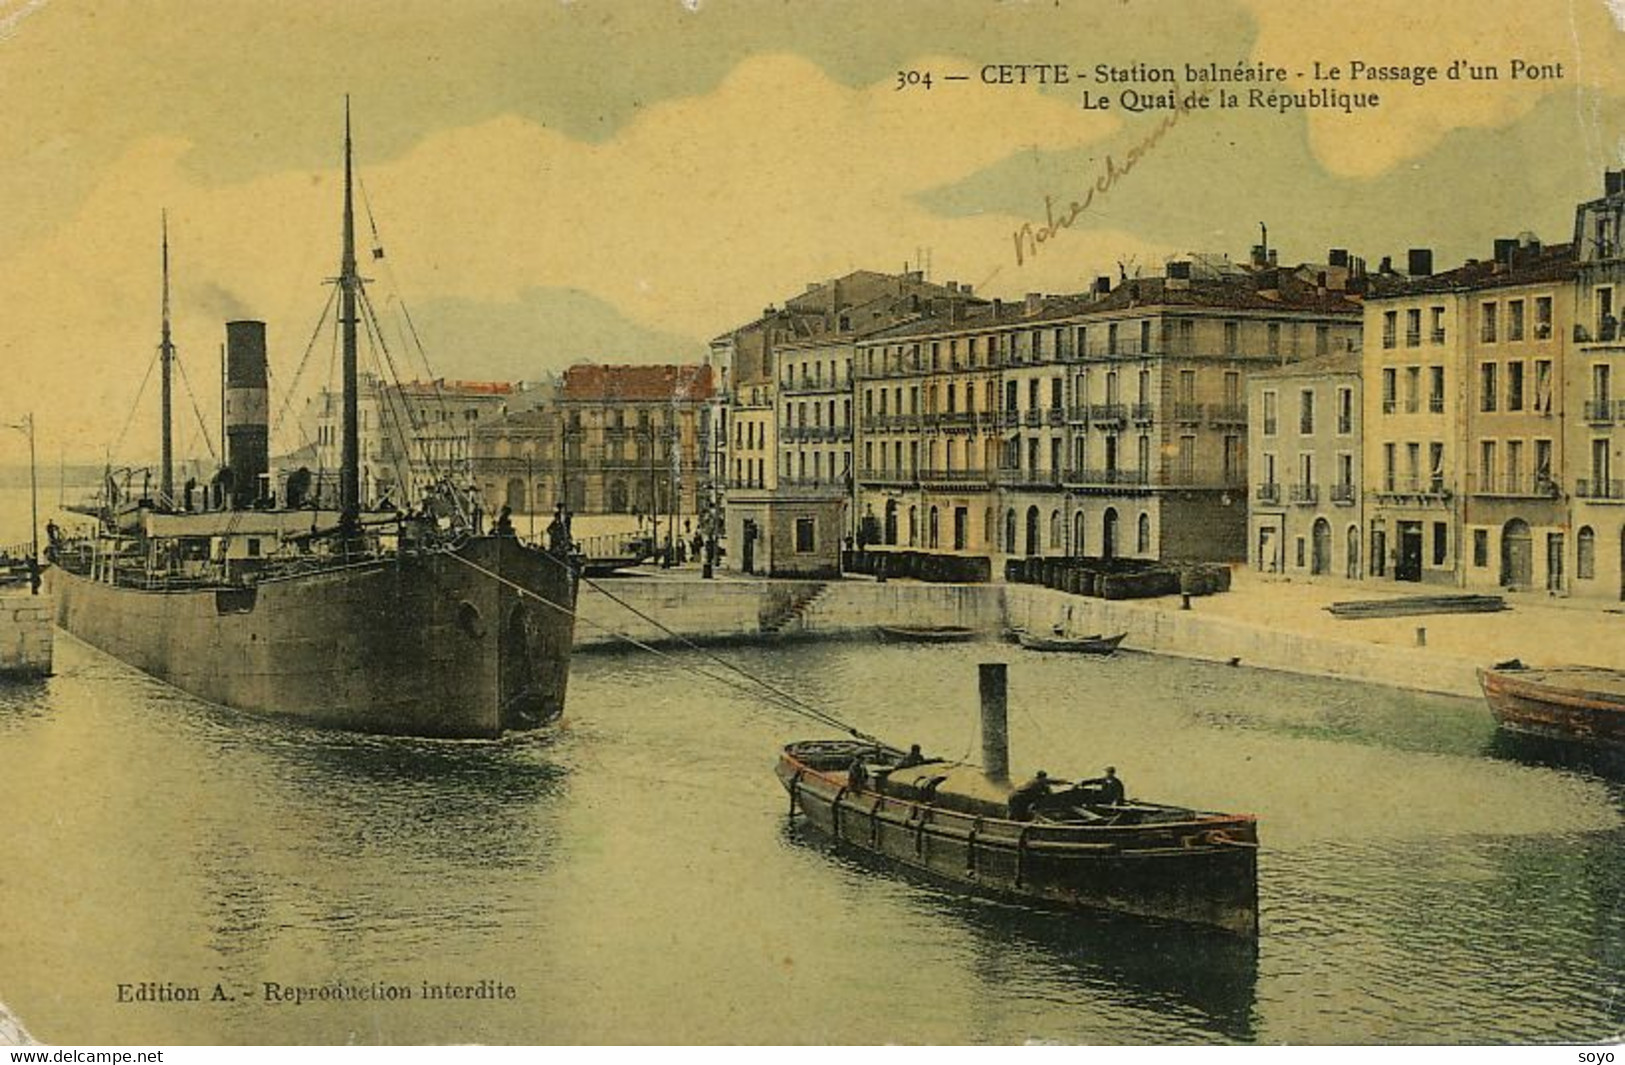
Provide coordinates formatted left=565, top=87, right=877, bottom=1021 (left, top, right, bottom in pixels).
left=776, top=739, right=1259, bottom=936
left=1477, top=663, right=1625, bottom=750
left=875, top=624, right=979, bottom=643
left=1016, top=631, right=1126, bottom=654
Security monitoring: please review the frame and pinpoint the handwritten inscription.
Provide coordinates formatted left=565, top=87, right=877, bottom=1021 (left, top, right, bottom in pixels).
left=1011, top=96, right=1199, bottom=268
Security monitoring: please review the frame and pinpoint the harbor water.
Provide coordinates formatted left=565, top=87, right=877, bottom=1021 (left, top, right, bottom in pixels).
left=1, top=629, right=1622, bottom=1045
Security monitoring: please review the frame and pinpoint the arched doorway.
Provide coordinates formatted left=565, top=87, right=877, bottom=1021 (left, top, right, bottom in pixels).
left=1311, top=517, right=1332, bottom=575
left=1102, top=508, right=1119, bottom=559
left=1501, top=519, right=1532, bottom=588
left=884, top=500, right=898, bottom=545
left=607, top=479, right=629, bottom=513
left=505, top=477, right=527, bottom=513
left=1003, top=509, right=1017, bottom=553
left=1346, top=525, right=1360, bottom=579
left=1025, top=506, right=1040, bottom=556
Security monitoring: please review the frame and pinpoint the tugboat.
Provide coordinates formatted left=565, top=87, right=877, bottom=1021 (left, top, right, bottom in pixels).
left=775, top=665, right=1259, bottom=936
left=45, top=104, right=578, bottom=739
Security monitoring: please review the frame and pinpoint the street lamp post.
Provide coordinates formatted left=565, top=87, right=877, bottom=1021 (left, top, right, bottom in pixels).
left=7, top=413, right=38, bottom=594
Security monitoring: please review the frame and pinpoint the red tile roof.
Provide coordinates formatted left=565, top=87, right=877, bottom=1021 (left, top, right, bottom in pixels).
left=562, top=363, right=716, bottom=402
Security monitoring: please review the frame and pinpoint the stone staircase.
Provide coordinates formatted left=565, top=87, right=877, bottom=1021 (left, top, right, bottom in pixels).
left=759, top=582, right=829, bottom=635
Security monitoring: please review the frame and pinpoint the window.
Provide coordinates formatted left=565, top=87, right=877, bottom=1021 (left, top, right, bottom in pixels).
left=1032, top=330, right=1044, bottom=360
left=1075, top=327, right=1087, bottom=358
left=1535, top=296, right=1553, bottom=339
left=1224, top=321, right=1239, bottom=355
left=1429, top=442, right=1445, bottom=492
left=1263, top=391, right=1278, bottom=435
left=1337, top=387, right=1354, bottom=434
left=1481, top=302, right=1498, bottom=343
left=1429, top=366, right=1446, bottom=413
left=1480, top=363, right=1498, bottom=412
left=1338, top=453, right=1354, bottom=492
left=1179, top=369, right=1197, bottom=404
left=1535, top=439, right=1553, bottom=490
left=1508, top=299, right=1525, bottom=342
left=1430, top=306, right=1446, bottom=344
left=1296, top=538, right=1306, bottom=567
left=1383, top=442, right=1396, bottom=491
left=1481, top=440, right=1497, bottom=489
left=1433, top=522, right=1447, bottom=566
left=1405, top=308, right=1422, bottom=347
left=1382, top=368, right=1397, bottom=414
left=1405, top=367, right=1421, bottom=413
left=1139, top=320, right=1151, bottom=353
left=1473, top=529, right=1489, bottom=568
left=1579, top=527, right=1596, bottom=579
left=1534, top=359, right=1553, bottom=414
left=1108, top=323, right=1119, bottom=355
left=1506, top=361, right=1525, bottom=412
left=1315, top=325, right=1330, bottom=356
left=1137, top=513, right=1151, bottom=553
left=1382, top=310, right=1397, bottom=349
left=1267, top=322, right=1280, bottom=357
left=1299, top=389, right=1315, bottom=435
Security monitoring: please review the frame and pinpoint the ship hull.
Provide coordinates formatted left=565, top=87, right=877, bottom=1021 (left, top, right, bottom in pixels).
left=777, top=754, right=1259, bottom=936
left=1478, top=666, right=1625, bottom=750
left=48, top=536, right=576, bottom=739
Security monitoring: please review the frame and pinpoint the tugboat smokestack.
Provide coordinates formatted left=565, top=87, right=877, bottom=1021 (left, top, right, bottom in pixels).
left=979, top=662, right=1009, bottom=783
left=225, top=320, right=269, bottom=510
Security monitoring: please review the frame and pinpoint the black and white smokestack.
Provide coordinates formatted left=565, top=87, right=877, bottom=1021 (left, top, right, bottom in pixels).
left=225, top=320, right=269, bottom=510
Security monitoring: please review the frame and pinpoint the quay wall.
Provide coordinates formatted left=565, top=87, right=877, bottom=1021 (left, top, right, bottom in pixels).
left=0, top=593, right=52, bottom=676
left=572, top=577, right=1482, bottom=698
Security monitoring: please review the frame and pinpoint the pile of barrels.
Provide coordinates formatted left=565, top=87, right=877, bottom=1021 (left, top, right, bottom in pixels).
left=1005, top=557, right=1232, bottom=600
left=842, top=550, right=993, bottom=584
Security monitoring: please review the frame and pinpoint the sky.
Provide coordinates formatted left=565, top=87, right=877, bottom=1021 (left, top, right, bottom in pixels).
left=1, top=0, right=1623, bottom=465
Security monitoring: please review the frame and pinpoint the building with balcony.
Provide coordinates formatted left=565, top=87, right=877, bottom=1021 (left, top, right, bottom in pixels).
left=712, top=270, right=974, bottom=576
left=1567, top=169, right=1625, bottom=599
left=1248, top=351, right=1363, bottom=577
left=304, top=374, right=515, bottom=507
left=852, top=252, right=1364, bottom=566
left=1363, top=240, right=1576, bottom=589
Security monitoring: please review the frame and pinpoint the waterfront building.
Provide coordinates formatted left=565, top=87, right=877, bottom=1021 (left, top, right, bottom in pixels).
left=713, top=270, right=972, bottom=576
left=852, top=253, right=1364, bottom=567
left=1363, top=242, right=1576, bottom=589
left=1247, top=351, right=1363, bottom=577
left=1567, top=169, right=1625, bottom=599
left=305, top=374, right=513, bottom=506
left=551, top=363, right=715, bottom=538
left=471, top=406, right=561, bottom=521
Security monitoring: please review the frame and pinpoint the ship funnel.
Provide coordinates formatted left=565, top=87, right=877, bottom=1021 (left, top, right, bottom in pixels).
left=225, top=320, right=269, bottom=509
left=979, top=662, right=1009, bottom=784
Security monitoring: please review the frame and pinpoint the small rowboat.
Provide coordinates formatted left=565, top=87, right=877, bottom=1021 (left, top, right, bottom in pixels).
left=875, top=625, right=979, bottom=643
left=1478, top=662, right=1625, bottom=750
left=1016, top=631, right=1126, bottom=655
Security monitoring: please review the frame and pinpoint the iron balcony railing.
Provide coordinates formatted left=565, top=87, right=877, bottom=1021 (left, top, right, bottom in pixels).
left=1330, top=483, right=1356, bottom=504
left=1288, top=483, right=1319, bottom=504
left=1172, top=402, right=1203, bottom=423
left=1575, top=478, right=1625, bottom=500
left=1255, top=483, right=1281, bottom=504
left=1471, top=474, right=1560, bottom=498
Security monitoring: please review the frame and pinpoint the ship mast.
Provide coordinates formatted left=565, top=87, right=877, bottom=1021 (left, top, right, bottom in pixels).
left=339, top=97, right=361, bottom=533
left=160, top=210, right=174, bottom=506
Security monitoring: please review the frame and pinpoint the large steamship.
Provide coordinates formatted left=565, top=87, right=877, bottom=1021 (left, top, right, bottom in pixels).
left=45, top=108, right=578, bottom=739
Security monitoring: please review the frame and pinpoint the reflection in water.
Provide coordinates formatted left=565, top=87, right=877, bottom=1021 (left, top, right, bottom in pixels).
left=1, top=636, right=1621, bottom=1043
left=783, top=821, right=1259, bottom=1041
left=1485, top=728, right=1625, bottom=781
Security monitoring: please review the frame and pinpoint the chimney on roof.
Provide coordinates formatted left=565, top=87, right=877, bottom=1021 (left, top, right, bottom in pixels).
left=1024, top=292, right=1043, bottom=316
left=946, top=281, right=959, bottom=293
left=1407, top=248, right=1433, bottom=277
left=1093, top=276, right=1111, bottom=296
left=1494, top=237, right=1517, bottom=267
left=1268, top=249, right=1278, bottom=267
left=1166, top=260, right=1192, bottom=290
left=1378, top=255, right=1394, bottom=275
left=961, top=283, right=973, bottom=297
left=1329, top=248, right=1349, bottom=268
left=1606, top=169, right=1625, bottom=197
left=1249, top=244, right=1268, bottom=267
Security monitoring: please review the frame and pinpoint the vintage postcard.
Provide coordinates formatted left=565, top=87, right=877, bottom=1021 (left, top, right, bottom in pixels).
left=0, top=0, right=1622, bottom=1049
